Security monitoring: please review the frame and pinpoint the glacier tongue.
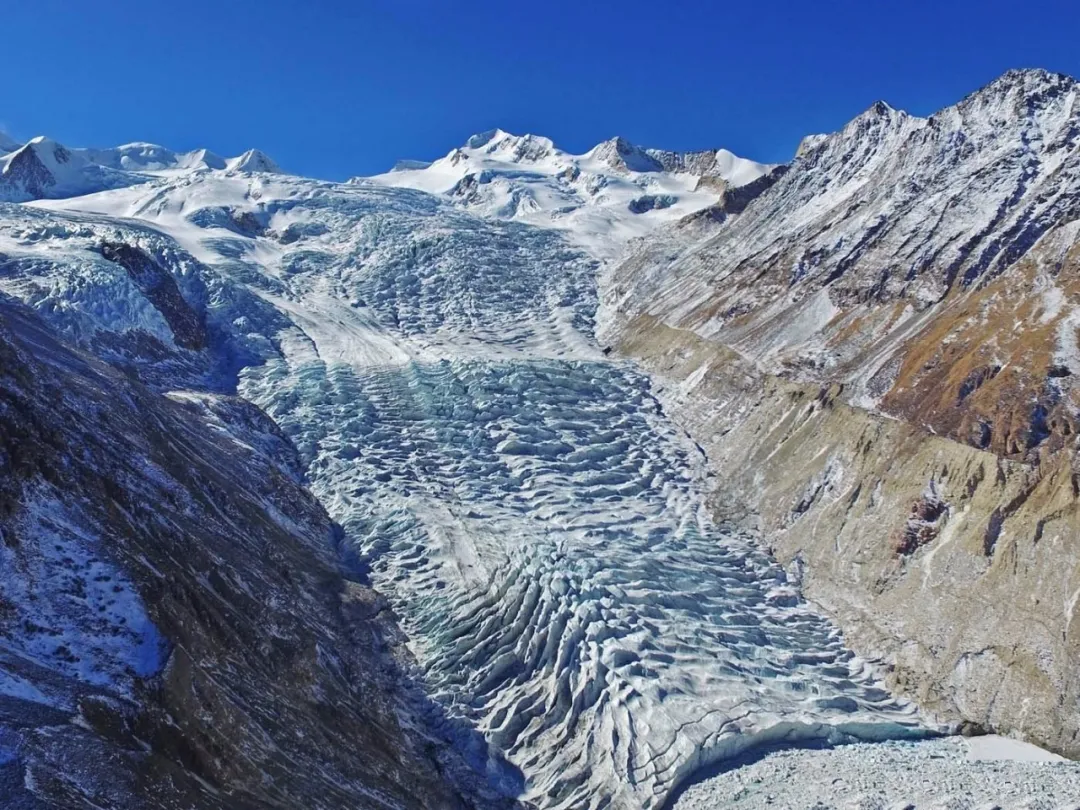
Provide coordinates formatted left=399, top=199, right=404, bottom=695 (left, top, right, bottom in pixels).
left=24, top=172, right=925, bottom=808
left=241, top=353, right=924, bottom=809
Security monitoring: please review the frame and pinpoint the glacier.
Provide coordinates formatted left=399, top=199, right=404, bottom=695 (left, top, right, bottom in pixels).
left=6, top=167, right=928, bottom=809
left=1, top=123, right=1075, bottom=806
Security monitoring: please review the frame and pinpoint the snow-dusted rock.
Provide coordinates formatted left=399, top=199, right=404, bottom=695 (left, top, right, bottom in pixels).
left=0, top=296, right=504, bottom=809
left=225, top=147, right=282, bottom=174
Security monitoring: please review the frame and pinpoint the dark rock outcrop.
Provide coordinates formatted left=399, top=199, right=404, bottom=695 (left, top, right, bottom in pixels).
left=100, top=242, right=208, bottom=351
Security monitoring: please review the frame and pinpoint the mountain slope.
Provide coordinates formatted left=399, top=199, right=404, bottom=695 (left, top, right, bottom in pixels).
left=607, top=68, right=1080, bottom=454
left=603, top=67, right=1080, bottom=758
left=0, top=296, right=507, bottom=809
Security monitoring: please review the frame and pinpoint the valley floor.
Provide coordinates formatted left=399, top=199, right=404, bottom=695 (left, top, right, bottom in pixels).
left=674, top=737, right=1080, bottom=809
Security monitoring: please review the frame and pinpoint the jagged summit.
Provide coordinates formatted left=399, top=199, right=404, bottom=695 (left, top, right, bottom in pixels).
left=588, top=136, right=664, bottom=173
left=464, top=128, right=509, bottom=148
left=457, top=129, right=556, bottom=163
left=226, top=148, right=282, bottom=174
left=984, top=66, right=1077, bottom=93
left=1, top=136, right=89, bottom=199
left=863, top=99, right=902, bottom=117
left=178, top=147, right=227, bottom=170
left=949, top=67, right=1077, bottom=111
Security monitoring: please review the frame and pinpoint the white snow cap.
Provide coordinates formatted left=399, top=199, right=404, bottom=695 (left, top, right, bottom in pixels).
left=226, top=148, right=283, bottom=174
left=177, top=147, right=227, bottom=171
left=362, top=126, right=775, bottom=257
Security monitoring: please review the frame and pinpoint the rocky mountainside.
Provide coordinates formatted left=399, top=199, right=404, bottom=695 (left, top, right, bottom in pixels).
left=602, top=67, right=1080, bottom=758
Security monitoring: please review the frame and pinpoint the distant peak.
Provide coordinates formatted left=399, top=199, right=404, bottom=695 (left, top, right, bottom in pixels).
left=460, top=129, right=556, bottom=164
left=226, top=148, right=282, bottom=174
left=997, top=66, right=1074, bottom=85
left=589, top=136, right=663, bottom=173
left=26, top=135, right=67, bottom=154
left=465, top=129, right=510, bottom=149
left=857, top=100, right=906, bottom=121
left=182, top=148, right=226, bottom=171
left=596, top=136, right=639, bottom=156
left=976, top=67, right=1078, bottom=99
left=19, top=136, right=76, bottom=168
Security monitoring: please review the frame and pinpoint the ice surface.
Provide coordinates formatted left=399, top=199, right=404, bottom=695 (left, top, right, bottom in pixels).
left=966, top=734, right=1068, bottom=762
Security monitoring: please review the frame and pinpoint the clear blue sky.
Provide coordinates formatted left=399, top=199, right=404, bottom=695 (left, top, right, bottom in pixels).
left=4, top=0, right=1078, bottom=179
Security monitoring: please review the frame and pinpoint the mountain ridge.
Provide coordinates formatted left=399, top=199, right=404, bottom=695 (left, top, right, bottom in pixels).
left=601, top=65, right=1080, bottom=762
left=363, top=126, right=777, bottom=256
left=0, top=133, right=286, bottom=202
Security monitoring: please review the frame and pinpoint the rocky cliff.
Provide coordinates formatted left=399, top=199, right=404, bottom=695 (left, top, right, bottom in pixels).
left=602, top=68, right=1080, bottom=757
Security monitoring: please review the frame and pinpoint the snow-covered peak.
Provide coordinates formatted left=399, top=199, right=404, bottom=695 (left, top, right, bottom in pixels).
left=587, top=136, right=664, bottom=173
left=24, top=135, right=77, bottom=169
left=85, top=141, right=180, bottom=171
left=0, top=136, right=101, bottom=200
left=363, top=128, right=776, bottom=257
left=977, top=67, right=1077, bottom=100
left=176, top=147, right=227, bottom=171
left=587, top=135, right=669, bottom=173
left=226, top=148, right=283, bottom=174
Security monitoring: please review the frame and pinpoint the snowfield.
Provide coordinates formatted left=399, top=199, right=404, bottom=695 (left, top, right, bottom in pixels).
left=0, top=126, right=1076, bottom=807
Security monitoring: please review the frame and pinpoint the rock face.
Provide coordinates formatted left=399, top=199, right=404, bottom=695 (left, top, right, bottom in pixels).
left=99, top=242, right=209, bottom=350
left=602, top=68, right=1080, bottom=757
left=0, top=297, right=512, bottom=808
